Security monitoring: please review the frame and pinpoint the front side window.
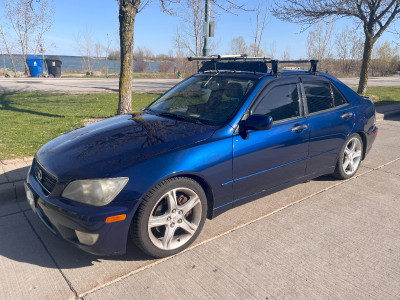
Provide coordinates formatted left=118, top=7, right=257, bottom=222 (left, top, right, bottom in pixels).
left=253, top=83, right=300, bottom=122
left=303, top=81, right=334, bottom=113
left=148, top=75, right=258, bottom=125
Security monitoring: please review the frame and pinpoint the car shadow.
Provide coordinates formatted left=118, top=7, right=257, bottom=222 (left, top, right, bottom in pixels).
left=1, top=157, right=156, bottom=271
left=0, top=161, right=154, bottom=270
left=312, top=174, right=338, bottom=182
left=384, top=112, right=400, bottom=121
left=1, top=165, right=31, bottom=184
left=0, top=208, right=155, bottom=270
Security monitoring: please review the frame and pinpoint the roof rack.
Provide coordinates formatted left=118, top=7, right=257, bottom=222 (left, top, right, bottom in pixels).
left=188, top=54, right=272, bottom=62
left=187, top=55, right=319, bottom=76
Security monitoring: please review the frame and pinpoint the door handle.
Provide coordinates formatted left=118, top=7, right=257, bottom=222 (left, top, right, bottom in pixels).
left=341, top=112, right=353, bottom=119
left=291, top=124, right=308, bottom=133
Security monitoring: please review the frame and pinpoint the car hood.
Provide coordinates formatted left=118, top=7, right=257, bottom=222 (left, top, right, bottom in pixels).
left=36, top=112, right=216, bottom=181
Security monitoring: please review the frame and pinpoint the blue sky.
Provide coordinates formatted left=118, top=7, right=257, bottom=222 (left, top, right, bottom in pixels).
left=24, top=0, right=400, bottom=58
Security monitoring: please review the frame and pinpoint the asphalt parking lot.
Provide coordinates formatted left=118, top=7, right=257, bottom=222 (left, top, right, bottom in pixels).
left=1, top=112, right=400, bottom=299
left=0, top=76, right=399, bottom=94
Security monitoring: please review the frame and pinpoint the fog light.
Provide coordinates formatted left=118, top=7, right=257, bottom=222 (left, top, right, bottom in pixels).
left=75, top=230, right=99, bottom=246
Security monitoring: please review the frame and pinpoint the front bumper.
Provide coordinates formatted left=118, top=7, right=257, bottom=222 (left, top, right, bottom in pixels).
left=26, top=168, right=139, bottom=256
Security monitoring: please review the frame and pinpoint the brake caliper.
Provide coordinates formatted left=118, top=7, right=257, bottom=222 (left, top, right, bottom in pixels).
left=177, top=193, right=192, bottom=217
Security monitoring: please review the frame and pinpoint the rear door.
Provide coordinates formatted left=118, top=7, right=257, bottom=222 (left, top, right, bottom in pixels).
left=232, top=77, right=309, bottom=203
left=300, top=76, right=355, bottom=175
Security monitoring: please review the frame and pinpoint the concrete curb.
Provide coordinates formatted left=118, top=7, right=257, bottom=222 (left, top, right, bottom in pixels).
left=375, top=103, right=400, bottom=121
left=1, top=104, right=400, bottom=206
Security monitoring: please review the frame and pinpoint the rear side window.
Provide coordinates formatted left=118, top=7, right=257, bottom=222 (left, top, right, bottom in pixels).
left=331, top=84, right=348, bottom=106
left=303, top=82, right=334, bottom=113
left=253, top=84, right=300, bottom=122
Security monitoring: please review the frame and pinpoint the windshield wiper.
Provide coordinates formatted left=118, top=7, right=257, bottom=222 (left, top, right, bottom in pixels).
left=143, top=107, right=156, bottom=114
left=158, top=112, right=203, bottom=124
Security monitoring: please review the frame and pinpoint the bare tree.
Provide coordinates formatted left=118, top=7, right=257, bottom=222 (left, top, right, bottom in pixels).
left=133, top=46, right=144, bottom=61
left=371, top=41, right=399, bottom=76
left=3, top=0, right=54, bottom=75
left=76, top=28, right=94, bottom=74
left=282, top=48, right=291, bottom=60
left=250, top=0, right=268, bottom=56
left=103, top=34, right=113, bottom=76
left=174, top=27, right=197, bottom=74
left=108, top=50, right=121, bottom=60
left=144, top=47, right=154, bottom=59
left=306, top=22, right=335, bottom=70
left=0, top=25, right=17, bottom=76
left=230, top=36, right=248, bottom=54
left=174, top=0, right=219, bottom=63
left=248, top=43, right=265, bottom=57
left=95, top=42, right=103, bottom=58
left=174, top=0, right=221, bottom=71
left=159, top=61, right=174, bottom=72
left=272, top=0, right=400, bottom=94
left=134, top=46, right=153, bottom=59
left=268, top=40, right=277, bottom=58
left=335, top=26, right=363, bottom=75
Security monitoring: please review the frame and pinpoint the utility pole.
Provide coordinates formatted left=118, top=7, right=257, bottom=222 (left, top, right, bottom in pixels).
left=202, top=0, right=211, bottom=56
left=39, top=43, right=46, bottom=75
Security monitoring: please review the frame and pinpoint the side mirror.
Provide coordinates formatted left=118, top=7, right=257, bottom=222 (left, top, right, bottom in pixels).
left=244, top=114, right=273, bottom=131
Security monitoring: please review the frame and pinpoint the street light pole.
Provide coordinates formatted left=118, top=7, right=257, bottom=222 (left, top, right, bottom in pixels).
left=203, top=0, right=211, bottom=56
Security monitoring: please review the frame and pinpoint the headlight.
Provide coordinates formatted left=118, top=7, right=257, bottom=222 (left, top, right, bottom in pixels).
left=62, top=177, right=129, bottom=206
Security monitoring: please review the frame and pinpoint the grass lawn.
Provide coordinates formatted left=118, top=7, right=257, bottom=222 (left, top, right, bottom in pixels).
left=0, top=92, right=159, bottom=160
left=1, top=86, right=399, bottom=160
left=362, top=86, right=400, bottom=106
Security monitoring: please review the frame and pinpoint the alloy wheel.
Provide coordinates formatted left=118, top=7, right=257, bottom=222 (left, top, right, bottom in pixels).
left=148, top=187, right=202, bottom=250
left=342, top=137, right=362, bottom=176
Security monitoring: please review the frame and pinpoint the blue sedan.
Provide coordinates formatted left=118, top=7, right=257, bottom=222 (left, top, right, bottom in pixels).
left=25, top=58, right=377, bottom=257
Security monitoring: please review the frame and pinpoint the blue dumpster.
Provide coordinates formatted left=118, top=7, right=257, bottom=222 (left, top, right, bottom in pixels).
left=26, top=55, right=43, bottom=77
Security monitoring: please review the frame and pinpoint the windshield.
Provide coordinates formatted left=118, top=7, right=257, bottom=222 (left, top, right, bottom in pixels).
left=147, top=74, right=259, bottom=125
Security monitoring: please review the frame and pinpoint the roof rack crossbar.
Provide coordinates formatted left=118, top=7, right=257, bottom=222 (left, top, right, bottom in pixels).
left=188, top=56, right=319, bottom=76
left=188, top=55, right=272, bottom=62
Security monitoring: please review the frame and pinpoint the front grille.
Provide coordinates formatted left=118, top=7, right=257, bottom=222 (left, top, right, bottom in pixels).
left=34, top=160, right=57, bottom=194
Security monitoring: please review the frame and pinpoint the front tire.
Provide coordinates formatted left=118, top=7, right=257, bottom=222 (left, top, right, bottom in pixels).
left=333, top=133, right=363, bottom=180
left=132, top=177, right=207, bottom=258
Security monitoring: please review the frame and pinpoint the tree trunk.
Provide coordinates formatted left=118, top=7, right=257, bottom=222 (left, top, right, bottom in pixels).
left=357, top=36, right=374, bottom=95
left=118, top=1, right=138, bottom=115
left=23, top=57, right=30, bottom=76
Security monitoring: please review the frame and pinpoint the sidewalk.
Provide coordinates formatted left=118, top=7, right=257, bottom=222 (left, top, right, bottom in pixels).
left=0, top=113, right=399, bottom=299
left=1, top=103, right=400, bottom=206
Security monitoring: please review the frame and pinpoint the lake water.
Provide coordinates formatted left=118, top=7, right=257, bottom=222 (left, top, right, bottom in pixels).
left=0, top=54, right=173, bottom=74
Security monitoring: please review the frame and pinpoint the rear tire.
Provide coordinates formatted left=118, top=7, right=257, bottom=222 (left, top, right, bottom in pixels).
left=132, top=177, right=207, bottom=258
left=333, top=133, right=363, bottom=180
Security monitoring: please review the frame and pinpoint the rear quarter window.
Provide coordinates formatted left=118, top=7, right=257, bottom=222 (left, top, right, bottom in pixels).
left=331, top=84, right=349, bottom=106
